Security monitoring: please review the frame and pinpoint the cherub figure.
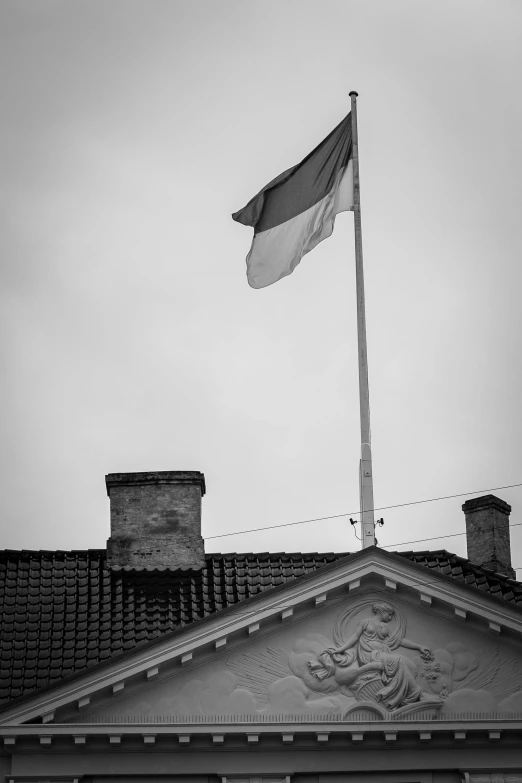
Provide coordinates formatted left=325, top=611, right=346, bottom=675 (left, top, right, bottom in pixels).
left=308, top=602, right=437, bottom=710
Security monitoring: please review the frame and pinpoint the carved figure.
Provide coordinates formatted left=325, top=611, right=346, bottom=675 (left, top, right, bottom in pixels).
left=307, top=602, right=440, bottom=710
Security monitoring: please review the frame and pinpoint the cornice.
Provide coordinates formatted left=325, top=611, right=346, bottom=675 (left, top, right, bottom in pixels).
left=1, top=717, right=521, bottom=746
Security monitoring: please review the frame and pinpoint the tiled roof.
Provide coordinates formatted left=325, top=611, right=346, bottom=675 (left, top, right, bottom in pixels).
left=0, top=548, right=520, bottom=705
left=399, top=549, right=522, bottom=602
left=0, top=550, right=342, bottom=704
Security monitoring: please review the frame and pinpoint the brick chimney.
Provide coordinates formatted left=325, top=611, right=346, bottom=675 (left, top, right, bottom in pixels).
left=462, top=494, right=515, bottom=578
left=106, top=471, right=206, bottom=570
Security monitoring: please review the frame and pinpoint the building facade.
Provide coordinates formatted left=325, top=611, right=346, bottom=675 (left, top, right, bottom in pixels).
left=0, top=471, right=520, bottom=783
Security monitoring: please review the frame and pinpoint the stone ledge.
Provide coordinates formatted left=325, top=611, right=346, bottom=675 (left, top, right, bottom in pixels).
left=462, top=495, right=511, bottom=514
left=105, top=471, right=206, bottom=497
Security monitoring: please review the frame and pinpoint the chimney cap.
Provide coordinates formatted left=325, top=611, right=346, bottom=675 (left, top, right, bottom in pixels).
left=462, top=494, right=511, bottom=515
left=105, top=470, right=206, bottom=498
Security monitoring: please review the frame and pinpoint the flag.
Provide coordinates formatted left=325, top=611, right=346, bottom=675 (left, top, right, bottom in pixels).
left=232, top=113, right=354, bottom=289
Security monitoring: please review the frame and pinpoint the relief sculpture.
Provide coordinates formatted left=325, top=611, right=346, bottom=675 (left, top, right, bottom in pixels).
left=305, top=601, right=440, bottom=711
left=104, top=597, right=522, bottom=720
left=225, top=598, right=522, bottom=719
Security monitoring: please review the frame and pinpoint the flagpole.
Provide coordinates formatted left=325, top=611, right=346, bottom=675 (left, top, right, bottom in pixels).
left=349, top=91, right=376, bottom=548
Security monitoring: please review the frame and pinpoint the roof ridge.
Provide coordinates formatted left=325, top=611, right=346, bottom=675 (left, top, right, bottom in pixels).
left=204, top=551, right=349, bottom=558
left=0, top=549, right=350, bottom=559
left=0, top=547, right=107, bottom=556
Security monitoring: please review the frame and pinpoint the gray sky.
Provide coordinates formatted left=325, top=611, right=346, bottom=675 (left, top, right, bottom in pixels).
left=1, top=0, right=522, bottom=575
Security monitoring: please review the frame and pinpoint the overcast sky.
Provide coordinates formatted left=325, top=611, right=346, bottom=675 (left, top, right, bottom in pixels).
left=1, top=0, right=522, bottom=575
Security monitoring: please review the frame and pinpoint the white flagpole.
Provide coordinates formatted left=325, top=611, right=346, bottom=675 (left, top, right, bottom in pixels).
left=349, top=91, right=376, bottom=548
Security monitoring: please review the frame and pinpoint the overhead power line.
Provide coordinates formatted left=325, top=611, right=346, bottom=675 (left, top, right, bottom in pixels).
left=380, top=522, right=522, bottom=549
left=204, top=481, right=522, bottom=541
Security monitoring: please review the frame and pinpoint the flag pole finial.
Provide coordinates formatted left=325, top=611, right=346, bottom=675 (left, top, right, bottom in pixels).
left=349, top=90, right=359, bottom=97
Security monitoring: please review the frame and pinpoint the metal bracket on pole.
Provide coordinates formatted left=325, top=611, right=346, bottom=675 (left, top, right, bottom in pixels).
left=360, top=446, right=375, bottom=547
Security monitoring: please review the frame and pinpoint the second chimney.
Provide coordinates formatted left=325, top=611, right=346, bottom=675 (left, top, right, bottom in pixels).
left=106, top=471, right=206, bottom=570
left=462, top=494, right=515, bottom=579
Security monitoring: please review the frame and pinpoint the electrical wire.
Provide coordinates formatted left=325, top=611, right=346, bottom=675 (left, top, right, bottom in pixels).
left=204, top=482, right=522, bottom=541
left=381, top=522, right=522, bottom=550
left=207, top=522, right=522, bottom=570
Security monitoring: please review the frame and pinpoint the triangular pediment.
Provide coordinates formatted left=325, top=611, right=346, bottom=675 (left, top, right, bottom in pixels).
left=63, top=588, right=522, bottom=725
left=1, top=548, right=521, bottom=727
